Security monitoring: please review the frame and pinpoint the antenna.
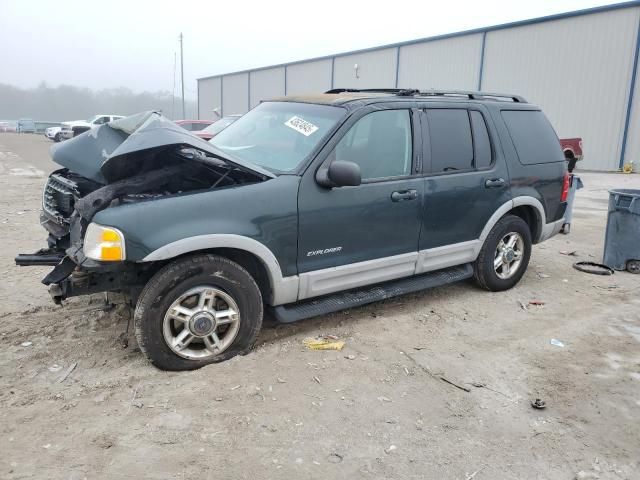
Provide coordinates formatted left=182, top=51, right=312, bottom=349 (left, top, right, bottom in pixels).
left=179, top=33, right=185, bottom=119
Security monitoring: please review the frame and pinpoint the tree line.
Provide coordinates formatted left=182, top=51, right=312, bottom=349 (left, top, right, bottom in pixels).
left=0, top=82, right=198, bottom=121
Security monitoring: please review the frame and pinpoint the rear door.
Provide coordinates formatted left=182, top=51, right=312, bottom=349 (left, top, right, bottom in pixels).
left=297, top=107, right=424, bottom=299
left=416, top=104, right=511, bottom=272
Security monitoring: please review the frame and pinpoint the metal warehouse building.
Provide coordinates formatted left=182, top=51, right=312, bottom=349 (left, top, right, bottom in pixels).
left=198, top=1, right=640, bottom=171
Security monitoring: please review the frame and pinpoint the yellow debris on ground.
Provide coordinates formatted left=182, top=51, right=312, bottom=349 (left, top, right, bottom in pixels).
left=303, top=338, right=345, bottom=351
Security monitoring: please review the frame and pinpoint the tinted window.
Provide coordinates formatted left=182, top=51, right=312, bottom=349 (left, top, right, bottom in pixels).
left=190, top=123, right=208, bottom=131
left=502, top=110, right=563, bottom=165
left=333, top=110, right=412, bottom=181
left=427, top=109, right=473, bottom=172
left=470, top=111, right=492, bottom=168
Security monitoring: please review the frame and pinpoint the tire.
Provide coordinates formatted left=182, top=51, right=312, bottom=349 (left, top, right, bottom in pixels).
left=473, top=214, right=532, bottom=292
left=54, top=133, right=62, bottom=142
left=134, top=254, right=263, bottom=371
left=627, top=260, right=640, bottom=274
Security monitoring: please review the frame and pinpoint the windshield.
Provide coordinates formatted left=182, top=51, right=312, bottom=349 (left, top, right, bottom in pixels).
left=211, top=102, right=345, bottom=172
left=204, top=116, right=239, bottom=136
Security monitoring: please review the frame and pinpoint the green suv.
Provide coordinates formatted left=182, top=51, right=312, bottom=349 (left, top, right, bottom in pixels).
left=16, top=89, right=569, bottom=370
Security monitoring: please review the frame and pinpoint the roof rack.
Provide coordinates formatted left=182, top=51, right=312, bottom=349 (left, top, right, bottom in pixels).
left=325, top=88, right=526, bottom=103
left=325, top=88, right=420, bottom=96
left=418, top=89, right=527, bottom=103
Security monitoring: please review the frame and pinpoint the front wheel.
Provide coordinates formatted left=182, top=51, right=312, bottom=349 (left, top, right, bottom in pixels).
left=473, top=214, right=532, bottom=291
left=54, top=133, right=62, bottom=142
left=134, top=254, right=263, bottom=370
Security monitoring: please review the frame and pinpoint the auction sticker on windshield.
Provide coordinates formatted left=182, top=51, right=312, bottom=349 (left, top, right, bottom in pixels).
left=284, top=116, right=319, bottom=136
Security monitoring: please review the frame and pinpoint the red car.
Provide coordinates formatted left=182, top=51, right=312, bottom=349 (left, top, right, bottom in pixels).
left=559, top=137, right=583, bottom=172
left=197, top=115, right=242, bottom=141
left=175, top=120, right=214, bottom=139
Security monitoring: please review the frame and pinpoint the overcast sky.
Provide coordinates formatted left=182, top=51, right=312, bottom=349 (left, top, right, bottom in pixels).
left=0, top=0, right=624, bottom=99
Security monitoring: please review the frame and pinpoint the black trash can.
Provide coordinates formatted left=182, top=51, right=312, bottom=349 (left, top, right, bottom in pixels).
left=603, top=189, right=640, bottom=274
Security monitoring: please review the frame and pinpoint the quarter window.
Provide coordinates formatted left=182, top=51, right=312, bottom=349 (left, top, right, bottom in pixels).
left=470, top=111, right=492, bottom=169
left=333, top=110, right=412, bottom=181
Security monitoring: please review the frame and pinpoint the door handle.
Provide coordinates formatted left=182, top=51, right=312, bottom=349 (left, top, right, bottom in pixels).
left=391, top=189, right=418, bottom=202
left=485, top=178, right=505, bottom=188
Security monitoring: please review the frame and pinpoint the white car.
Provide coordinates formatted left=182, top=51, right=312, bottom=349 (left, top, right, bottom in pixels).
left=45, top=126, right=64, bottom=142
left=60, top=114, right=124, bottom=140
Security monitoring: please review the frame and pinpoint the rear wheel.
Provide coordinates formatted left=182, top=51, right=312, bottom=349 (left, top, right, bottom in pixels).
left=627, top=260, right=640, bottom=274
left=474, top=214, right=532, bottom=291
left=134, top=254, right=263, bottom=370
left=54, top=133, right=62, bottom=142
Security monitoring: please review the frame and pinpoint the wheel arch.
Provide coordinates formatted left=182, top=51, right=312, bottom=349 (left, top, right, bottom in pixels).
left=141, top=235, right=299, bottom=306
left=479, top=197, right=545, bottom=246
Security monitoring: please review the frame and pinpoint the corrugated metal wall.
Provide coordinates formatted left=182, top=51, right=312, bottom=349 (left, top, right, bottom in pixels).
left=286, top=59, right=333, bottom=95
left=198, top=77, right=221, bottom=120
left=332, top=48, right=397, bottom=89
left=398, top=34, right=483, bottom=90
left=250, top=67, right=285, bottom=108
left=624, top=28, right=640, bottom=168
left=222, top=73, right=249, bottom=115
left=197, top=3, right=640, bottom=171
left=482, top=8, right=640, bottom=171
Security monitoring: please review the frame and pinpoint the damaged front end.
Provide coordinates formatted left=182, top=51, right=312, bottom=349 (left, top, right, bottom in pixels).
left=15, top=111, right=272, bottom=303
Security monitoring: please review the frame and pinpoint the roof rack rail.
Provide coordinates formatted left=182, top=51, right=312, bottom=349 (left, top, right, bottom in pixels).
left=325, top=88, right=420, bottom=96
left=325, top=88, right=526, bottom=103
left=418, top=89, right=527, bottom=103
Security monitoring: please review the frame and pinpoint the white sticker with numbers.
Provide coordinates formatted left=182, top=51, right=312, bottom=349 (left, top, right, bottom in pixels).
left=284, top=116, right=319, bottom=136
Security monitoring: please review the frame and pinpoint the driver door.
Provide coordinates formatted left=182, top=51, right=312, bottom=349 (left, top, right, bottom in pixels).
left=297, top=108, right=423, bottom=299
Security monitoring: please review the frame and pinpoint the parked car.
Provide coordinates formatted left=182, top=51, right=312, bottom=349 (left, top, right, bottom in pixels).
left=16, top=89, right=568, bottom=371
left=0, top=121, right=17, bottom=132
left=60, top=114, right=124, bottom=140
left=559, top=137, right=583, bottom=172
left=198, top=115, right=241, bottom=141
left=175, top=119, right=214, bottom=136
left=17, top=118, right=36, bottom=133
left=45, top=126, right=64, bottom=142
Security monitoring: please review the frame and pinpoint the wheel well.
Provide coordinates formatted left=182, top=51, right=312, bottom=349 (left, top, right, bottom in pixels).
left=509, top=205, right=541, bottom=242
left=170, top=248, right=273, bottom=304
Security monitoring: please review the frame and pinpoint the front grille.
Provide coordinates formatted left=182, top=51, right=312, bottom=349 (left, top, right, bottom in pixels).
left=43, top=174, right=79, bottom=224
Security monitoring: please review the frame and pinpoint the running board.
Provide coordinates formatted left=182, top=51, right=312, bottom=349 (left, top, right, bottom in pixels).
left=273, top=263, right=473, bottom=323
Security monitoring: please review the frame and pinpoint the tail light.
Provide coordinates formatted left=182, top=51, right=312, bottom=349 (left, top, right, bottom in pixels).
left=561, top=172, right=570, bottom=202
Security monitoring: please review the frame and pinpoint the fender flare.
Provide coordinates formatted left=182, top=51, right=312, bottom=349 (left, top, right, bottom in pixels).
left=478, top=197, right=546, bottom=245
left=141, top=234, right=299, bottom=305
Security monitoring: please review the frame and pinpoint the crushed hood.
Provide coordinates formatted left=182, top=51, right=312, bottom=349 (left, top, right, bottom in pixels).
left=50, top=111, right=274, bottom=184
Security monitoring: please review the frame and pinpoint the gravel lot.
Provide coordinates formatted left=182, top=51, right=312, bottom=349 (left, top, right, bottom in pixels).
left=1, top=132, right=639, bottom=480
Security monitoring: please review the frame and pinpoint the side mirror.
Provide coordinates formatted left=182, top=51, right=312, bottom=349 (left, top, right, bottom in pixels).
left=316, top=160, right=361, bottom=188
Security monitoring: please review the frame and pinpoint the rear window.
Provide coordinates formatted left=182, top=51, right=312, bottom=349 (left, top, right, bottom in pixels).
left=502, top=110, right=563, bottom=165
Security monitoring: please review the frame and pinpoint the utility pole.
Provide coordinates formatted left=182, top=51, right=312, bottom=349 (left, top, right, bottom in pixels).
left=179, top=32, right=185, bottom=119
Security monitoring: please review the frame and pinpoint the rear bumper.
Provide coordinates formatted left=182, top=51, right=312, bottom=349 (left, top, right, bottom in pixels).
left=539, top=218, right=564, bottom=242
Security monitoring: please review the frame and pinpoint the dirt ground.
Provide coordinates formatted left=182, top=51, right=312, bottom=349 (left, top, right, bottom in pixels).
left=1, top=132, right=639, bottom=480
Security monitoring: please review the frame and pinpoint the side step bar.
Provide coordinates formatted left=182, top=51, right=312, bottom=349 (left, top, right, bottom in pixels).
left=273, top=263, right=473, bottom=323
